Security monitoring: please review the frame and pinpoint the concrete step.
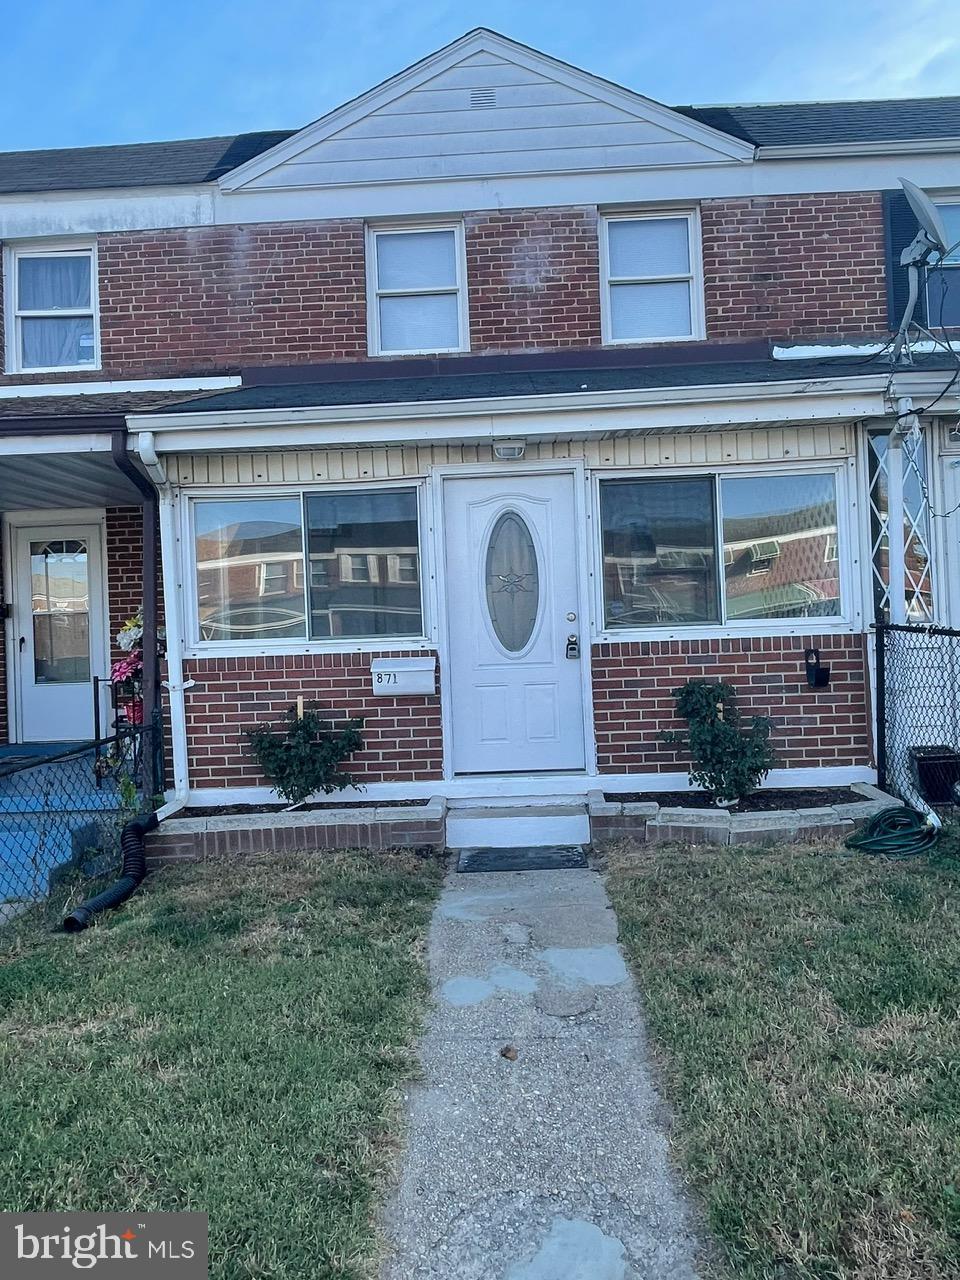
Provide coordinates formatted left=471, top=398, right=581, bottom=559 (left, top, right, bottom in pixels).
left=446, top=803, right=590, bottom=850
left=446, top=793, right=589, bottom=810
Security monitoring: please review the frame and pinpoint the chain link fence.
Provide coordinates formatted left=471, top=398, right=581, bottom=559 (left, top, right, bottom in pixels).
left=0, top=726, right=159, bottom=922
left=876, top=622, right=960, bottom=810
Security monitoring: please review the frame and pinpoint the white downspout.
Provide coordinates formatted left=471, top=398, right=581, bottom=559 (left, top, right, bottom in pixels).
left=135, top=431, right=192, bottom=817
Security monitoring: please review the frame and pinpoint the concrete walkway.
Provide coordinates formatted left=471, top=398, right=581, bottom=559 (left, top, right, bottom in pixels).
left=380, top=867, right=703, bottom=1280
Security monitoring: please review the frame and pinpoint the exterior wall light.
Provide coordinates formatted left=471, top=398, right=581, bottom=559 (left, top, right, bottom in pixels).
left=493, top=441, right=526, bottom=460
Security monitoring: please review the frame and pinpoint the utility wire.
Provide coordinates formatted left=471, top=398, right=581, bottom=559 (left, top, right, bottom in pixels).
left=887, top=258, right=960, bottom=520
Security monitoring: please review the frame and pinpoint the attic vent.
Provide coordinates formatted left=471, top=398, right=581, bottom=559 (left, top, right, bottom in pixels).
left=470, top=88, right=497, bottom=109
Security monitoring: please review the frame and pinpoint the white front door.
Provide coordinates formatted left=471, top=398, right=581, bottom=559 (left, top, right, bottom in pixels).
left=12, top=524, right=107, bottom=742
left=444, top=472, right=586, bottom=774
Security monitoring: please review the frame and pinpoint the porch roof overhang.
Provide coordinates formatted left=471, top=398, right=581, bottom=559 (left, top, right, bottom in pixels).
left=0, top=418, right=151, bottom=510
left=0, top=387, right=215, bottom=510
left=127, top=356, right=960, bottom=454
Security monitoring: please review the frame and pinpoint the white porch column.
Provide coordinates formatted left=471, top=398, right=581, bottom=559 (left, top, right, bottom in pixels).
left=887, top=400, right=915, bottom=625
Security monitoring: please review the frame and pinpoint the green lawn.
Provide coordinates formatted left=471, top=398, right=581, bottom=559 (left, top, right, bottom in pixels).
left=607, top=835, right=960, bottom=1280
left=0, top=850, right=443, bottom=1279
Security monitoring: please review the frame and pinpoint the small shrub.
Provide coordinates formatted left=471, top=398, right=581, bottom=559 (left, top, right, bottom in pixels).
left=247, top=705, right=364, bottom=806
left=662, top=679, right=777, bottom=805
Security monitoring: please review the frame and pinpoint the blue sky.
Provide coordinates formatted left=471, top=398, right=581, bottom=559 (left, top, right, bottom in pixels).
left=1, top=0, right=957, bottom=152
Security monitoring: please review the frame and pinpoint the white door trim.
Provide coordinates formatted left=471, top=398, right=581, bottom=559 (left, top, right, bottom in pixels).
left=3, top=508, right=110, bottom=743
left=431, top=460, right=596, bottom=781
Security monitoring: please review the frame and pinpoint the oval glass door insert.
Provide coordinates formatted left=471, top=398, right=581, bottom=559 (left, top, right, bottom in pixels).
left=484, top=511, right=540, bottom=652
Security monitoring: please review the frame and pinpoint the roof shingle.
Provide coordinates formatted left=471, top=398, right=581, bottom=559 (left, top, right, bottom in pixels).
left=0, top=131, right=295, bottom=195
left=0, top=96, right=958, bottom=196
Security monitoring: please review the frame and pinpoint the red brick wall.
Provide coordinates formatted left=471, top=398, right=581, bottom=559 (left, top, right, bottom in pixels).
left=0, top=193, right=889, bottom=385
left=464, top=206, right=602, bottom=352
left=591, top=634, right=872, bottom=773
left=105, top=507, right=145, bottom=662
left=182, top=652, right=443, bottom=789
left=97, top=221, right=368, bottom=377
left=701, top=193, right=887, bottom=339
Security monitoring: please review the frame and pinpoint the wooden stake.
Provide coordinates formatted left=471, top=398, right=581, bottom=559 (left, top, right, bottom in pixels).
left=296, top=695, right=304, bottom=721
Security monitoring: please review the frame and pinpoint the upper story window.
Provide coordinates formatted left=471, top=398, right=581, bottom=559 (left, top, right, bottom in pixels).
left=600, top=213, right=704, bottom=345
left=5, top=243, right=99, bottom=372
left=367, top=225, right=468, bottom=356
left=929, top=202, right=960, bottom=327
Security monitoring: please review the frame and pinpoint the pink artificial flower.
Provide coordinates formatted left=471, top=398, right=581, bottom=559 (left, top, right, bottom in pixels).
left=110, top=650, right=143, bottom=684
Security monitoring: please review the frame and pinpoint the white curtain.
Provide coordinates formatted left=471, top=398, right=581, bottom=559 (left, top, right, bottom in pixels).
left=17, top=255, right=93, bottom=368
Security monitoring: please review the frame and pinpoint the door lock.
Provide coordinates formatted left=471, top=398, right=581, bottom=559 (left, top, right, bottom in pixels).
left=565, top=634, right=580, bottom=659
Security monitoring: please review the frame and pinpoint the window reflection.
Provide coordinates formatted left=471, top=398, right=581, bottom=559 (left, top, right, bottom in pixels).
left=600, top=478, right=718, bottom=627
left=30, top=539, right=90, bottom=682
left=306, top=489, right=422, bottom=638
left=721, top=474, right=840, bottom=620
left=194, top=499, right=306, bottom=641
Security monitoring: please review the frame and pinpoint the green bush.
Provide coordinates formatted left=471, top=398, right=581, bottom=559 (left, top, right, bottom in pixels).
left=662, top=679, right=777, bottom=805
left=247, top=705, right=363, bottom=806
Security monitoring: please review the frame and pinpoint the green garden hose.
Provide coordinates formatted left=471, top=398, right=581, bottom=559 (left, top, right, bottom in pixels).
left=846, top=806, right=940, bottom=858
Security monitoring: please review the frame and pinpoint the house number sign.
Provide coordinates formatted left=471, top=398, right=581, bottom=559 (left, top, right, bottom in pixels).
left=370, top=657, right=436, bottom=696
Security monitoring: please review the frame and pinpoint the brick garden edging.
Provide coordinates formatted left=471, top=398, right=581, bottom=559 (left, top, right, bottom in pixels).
left=588, top=783, right=894, bottom=847
left=145, top=799, right=446, bottom=868
left=145, top=785, right=894, bottom=865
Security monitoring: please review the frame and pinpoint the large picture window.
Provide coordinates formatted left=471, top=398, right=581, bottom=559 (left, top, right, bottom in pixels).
left=7, top=245, right=98, bottom=372
left=192, top=488, right=424, bottom=646
left=600, top=471, right=843, bottom=631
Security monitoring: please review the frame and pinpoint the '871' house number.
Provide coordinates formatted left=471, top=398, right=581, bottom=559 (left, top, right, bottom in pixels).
left=369, top=658, right=436, bottom=696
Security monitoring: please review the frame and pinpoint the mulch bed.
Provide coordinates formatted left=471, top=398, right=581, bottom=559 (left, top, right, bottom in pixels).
left=604, top=787, right=864, bottom=812
left=182, top=799, right=429, bottom=818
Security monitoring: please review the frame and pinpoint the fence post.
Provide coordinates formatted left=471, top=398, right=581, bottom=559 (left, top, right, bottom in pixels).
left=875, top=624, right=887, bottom=792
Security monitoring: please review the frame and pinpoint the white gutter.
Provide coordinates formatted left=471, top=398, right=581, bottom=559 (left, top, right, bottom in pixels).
left=758, top=138, right=960, bottom=159
left=128, top=373, right=893, bottom=446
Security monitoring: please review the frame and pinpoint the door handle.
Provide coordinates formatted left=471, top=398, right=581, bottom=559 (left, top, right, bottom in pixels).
left=565, top=634, right=580, bottom=659
left=18, top=636, right=25, bottom=653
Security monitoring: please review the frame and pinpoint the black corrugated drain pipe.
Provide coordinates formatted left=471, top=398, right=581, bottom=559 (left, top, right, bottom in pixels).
left=63, top=812, right=159, bottom=933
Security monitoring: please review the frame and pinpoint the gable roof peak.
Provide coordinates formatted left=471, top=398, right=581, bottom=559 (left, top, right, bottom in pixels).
left=219, top=28, right=754, bottom=192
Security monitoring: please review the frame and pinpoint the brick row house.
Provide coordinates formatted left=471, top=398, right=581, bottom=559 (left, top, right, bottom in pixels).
left=1, top=29, right=959, bottom=808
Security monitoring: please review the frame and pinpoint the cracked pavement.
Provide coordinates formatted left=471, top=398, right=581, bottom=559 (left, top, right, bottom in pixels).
left=379, top=867, right=703, bottom=1280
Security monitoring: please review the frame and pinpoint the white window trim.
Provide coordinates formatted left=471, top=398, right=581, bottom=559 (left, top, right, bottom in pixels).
left=182, top=480, right=435, bottom=658
left=366, top=222, right=470, bottom=357
left=3, top=238, right=101, bottom=374
left=928, top=197, right=960, bottom=323
left=591, top=459, right=862, bottom=643
left=599, top=209, right=705, bottom=347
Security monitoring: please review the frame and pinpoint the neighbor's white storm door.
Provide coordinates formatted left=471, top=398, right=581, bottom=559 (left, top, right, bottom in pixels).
left=12, top=524, right=108, bottom=742
left=443, top=472, right=586, bottom=774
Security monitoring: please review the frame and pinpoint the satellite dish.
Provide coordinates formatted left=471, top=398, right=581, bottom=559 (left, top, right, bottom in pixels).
left=899, top=177, right=949, bottom=257
left=891, top=178, right=952, bottom=363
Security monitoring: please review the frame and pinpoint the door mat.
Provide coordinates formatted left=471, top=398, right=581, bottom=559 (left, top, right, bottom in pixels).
left=457, top=846, right=589, bottom=873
